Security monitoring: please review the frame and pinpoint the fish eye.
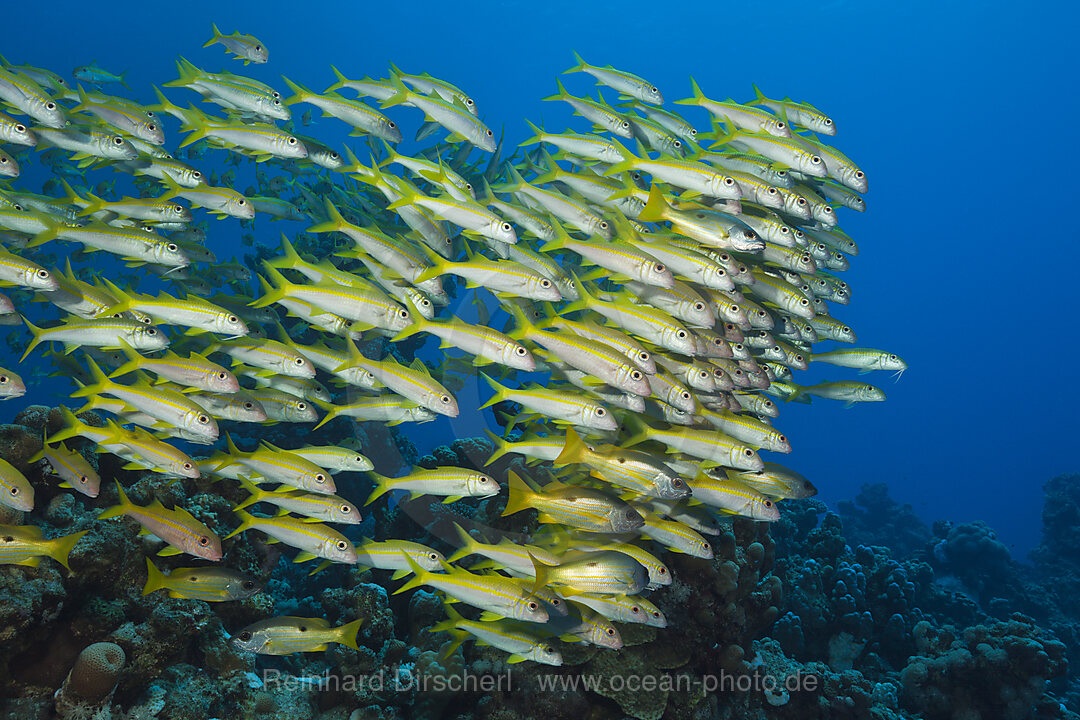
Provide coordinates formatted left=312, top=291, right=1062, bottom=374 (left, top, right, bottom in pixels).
left=811, top=155, right=822, bottom=165
left=631, top=370, right=642, bottom=380
left=330, top=152, right=340, bottom=159
left=539, top=279, right=551, bottom=288
left=681, top=391, right=691, bottom=400
left=440, top=395, right=451, bottom=404
left=800, top=298, right=808, bottom=305
left=239, top=631, right=252, bottom=641
left=15, top=124, right=25, bottom=132
left=182, top=462, right=193, bottom=470
left=114, top=137, right=124, bottom=145
left=485, top=129, right=493, bottom=136
left=46, top=102, right=56, bottom=110
left=0, top=158, right=6, bottom=165
left=9, top=487, right=18, bottom=495
left=242, top=580, right=255, bottom=590
left=606, top=628, right=616, bottom=635
left=273, top=99, right=281, bottom=106
left=287, top=137, right=297, bottom=144
left=621, top=121, right=630, bottom=128
left=198, top=536, right=210, bottom=546
left=764, top=500, right=774, bottom=507
left=198, top=415, right=210, bottom=424
left=78, top=475, right=89, bottom=485
left=147, top=124, right=156, bottom=131
left=192, top=171, right=202, bottom=179
left=387, top=120, right=397, bottom=129
left=237, top=199, right=246, bottom=205
left=429, top=553, right=439, bottom=560
left=501, top=222, right=512, bottom=231
left=654, top=263, right=665, bottom=273
left=595, top=407, right=606, bottom=416
left=724, top=177, right=734, bottom=185
left=890, top=354, right=897, bottom=359
left=744, top=449, right=754, bottom=456
left=673, top=140, right=681, bottom=148
left=167, top=243, right=178, bottom=251
left=0, top=376, right=7, bottom=383
left=528, top=601, right=538, bottom=610
left=295, top=357, right=306, bottom=365
left=515, top=346, right=527, bottom=355
left=676, top=330, right=687, bottom=338
left=341, top=505, right=351, bottom=513
left=146, top=328, right=157, bottom=335
left=599, top=221, right=608, bottom=229
left=37, top=269, right=49, bottom=278
left=824, top=118, right=833, bottom=126
left=631, top=605, right=641, bottom=614
left=297, top=402, right=307, bottom=410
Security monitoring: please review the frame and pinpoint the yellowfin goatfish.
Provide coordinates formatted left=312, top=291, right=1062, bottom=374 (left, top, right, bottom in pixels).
left=355, top=538, right=445, bottom=578
left=227, top=510, right=356, bottom=565
left=787, top=380, right=886, bottom=405
left=143, top=558, right=262, bottom=601
left=0, top=366, right=25, bottom=400
left=29, top=439, right=100, bottom=498
left=99, top=482, right=222, bottom=560
left=395, top=554, right=549, bottom=622
left=481, top=374, right=617, bottom=432
left=432, top=605, right=563, bottom=666
left=213, top=435, right=335, bottom=494
left=71, top=358, right=220, bottom=442
left=554, top=428, right=691, bottom=500
left=0, top=458, right=34, bottom=510
left=564, top=51, right=663, bottom=105
left=230, top=617, right=365, bottom=655
left=203, top=23, right=268, bottom=64
left=365, top=467, right=499, bottom=505
left=502, top=472, right=644, bottom=534
left=532, top=550, right=648, bottom=596
left=235, top=477, right=361, bottom=524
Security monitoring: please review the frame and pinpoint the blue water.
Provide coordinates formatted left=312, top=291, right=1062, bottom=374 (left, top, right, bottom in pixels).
left=3, top=0, right=1078, bottom=559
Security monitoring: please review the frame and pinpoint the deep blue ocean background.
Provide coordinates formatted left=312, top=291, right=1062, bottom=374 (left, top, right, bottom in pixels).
left=3, top=0, right=1077, bottom=558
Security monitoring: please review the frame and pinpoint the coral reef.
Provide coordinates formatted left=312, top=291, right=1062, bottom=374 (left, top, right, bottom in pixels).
left=2, top=416, right=1079, bottom=720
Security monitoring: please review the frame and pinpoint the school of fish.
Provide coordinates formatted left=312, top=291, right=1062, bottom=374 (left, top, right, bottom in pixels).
left=0, top=29, right=905, bottom=664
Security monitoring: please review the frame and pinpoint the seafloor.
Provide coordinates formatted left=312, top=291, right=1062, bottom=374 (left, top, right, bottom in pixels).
left=1, top=403, right=1077, bottom=720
